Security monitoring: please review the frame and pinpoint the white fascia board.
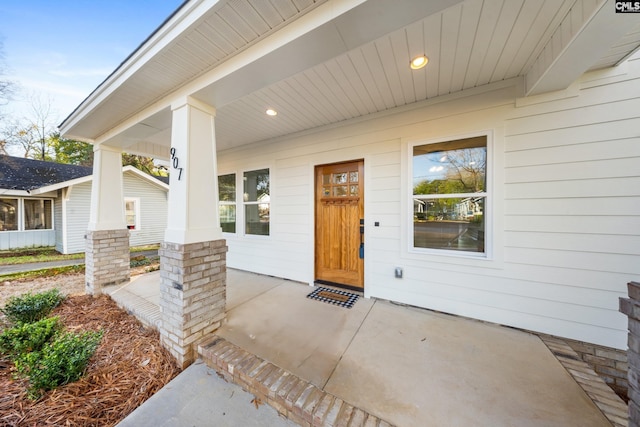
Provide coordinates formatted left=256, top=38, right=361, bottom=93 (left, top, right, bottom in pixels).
left=60, top=0, right=223, bottom=135
left=0, top=189, right=31, bottom=197
left=122, top=165, right=169, bottom=191
left=30, top=175, right=93, bottom=195
left=29, top=166, right=168, bottom=196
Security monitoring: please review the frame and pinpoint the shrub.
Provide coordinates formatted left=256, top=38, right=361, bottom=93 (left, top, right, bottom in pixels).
left=0, top=316, right=61, bottom=357
left=1, top=289, right=65, bottom=324
left=15, top=330, right=103, bottom=399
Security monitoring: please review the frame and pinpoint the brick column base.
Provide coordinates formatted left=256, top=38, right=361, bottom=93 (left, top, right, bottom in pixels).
left=85, top=229, right=130, bottom=295
left=620, top=281, right=640, bottom=427
left=159, top=239, right=227, bottom=368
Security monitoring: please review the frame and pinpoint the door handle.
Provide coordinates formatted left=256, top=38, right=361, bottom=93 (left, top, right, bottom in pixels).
left=359, top=218, right=364, bottom=259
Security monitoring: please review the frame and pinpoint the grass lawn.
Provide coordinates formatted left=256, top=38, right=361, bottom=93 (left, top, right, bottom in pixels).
left=0, top=245, right=159, bottom=266
left=0, top=245, right=160, bottom=281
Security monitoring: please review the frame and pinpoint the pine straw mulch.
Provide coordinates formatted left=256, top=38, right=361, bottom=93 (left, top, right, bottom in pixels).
left=0, top=294, right=181, bottom=427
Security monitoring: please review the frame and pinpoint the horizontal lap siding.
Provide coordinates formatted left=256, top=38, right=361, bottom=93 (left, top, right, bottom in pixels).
left=54, top=192, right=63, bottom=252
left=503, top=57, right=640, bottom=348
left=64, top=174, right=167, bottom=254
left=218, top=59, right=640, bottom=348
left=123, top=174, right=167, bottom=247
left=65, top=182, right=92, bottom=254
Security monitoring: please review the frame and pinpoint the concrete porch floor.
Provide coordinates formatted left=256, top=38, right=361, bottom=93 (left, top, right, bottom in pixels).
left=108, top=269, right=626, bottom=426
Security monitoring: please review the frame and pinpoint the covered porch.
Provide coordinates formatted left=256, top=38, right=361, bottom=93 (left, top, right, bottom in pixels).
left=107, top=269, right=626, bottom=426
left=57, top=0, right=640, bottom=424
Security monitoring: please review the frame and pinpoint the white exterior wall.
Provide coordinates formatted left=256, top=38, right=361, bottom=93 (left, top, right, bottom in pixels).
left=64, top=181, right=93, bottom=254
left=0, top=196, right=57, bottom=251
left=54, top=190, right=64, bottom=253
left=123, top=173, right=168, bottom=247
left=62, top=173, right=168, bottom=254
left=218, top=55, right=640, bottom=349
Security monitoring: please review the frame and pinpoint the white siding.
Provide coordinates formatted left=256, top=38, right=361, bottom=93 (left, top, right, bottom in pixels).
left=55, top=190, right=64, bottom=253
left=123, top=174, right=168, bottom=247
left=63, top=172, right=168, bottom=254
left=64, top=181, right=92, bottom=254
left=217, top=56, right=640, bottom=349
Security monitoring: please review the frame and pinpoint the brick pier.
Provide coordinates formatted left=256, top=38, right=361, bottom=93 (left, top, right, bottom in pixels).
left=159, top=239, right=227, bottom=368
left=85, top=229, right=130, bottom=295
left=620, top=281, right=640, bottom=427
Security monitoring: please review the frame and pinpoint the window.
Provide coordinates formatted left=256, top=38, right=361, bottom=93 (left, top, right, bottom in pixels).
left=0, top=198, right=18, bottom=231
left=125, top=198, right=140, bottom=230
left=218, top=173, right=236, bottom=233
left=24, top=199, right=53, bottom=230
left=412, top=135, right=487, bottom=255
left=243, top=169, right=270, bottom=236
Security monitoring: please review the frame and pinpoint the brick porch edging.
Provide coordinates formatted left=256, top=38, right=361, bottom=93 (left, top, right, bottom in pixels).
left=539, top=335, right=628, bottom=427
left=198, top=335, right=394, bottom=427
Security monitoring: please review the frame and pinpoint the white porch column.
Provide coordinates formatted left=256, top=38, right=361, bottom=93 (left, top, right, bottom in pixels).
left=85, top=145, right=130, bottom=295
left=165, top=96, right=222, bottom=244
left=160, top=96, right=227, bottom=368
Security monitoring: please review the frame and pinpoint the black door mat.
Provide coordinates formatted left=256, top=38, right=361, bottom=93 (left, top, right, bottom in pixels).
left=307, top=287, right=359, bottom=309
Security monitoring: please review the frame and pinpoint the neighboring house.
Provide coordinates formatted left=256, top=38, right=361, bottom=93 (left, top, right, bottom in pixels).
left=59, top=0, right=639, bottom=370
left=0, top=155, right=168, bottom=253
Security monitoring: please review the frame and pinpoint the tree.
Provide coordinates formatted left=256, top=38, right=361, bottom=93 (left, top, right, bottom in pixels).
left=445, top=148, right=486, bottom=193
left=26, top=93, right=56, bottom=161
left=0, top=117, right=48, bottom=159
left=0, top=93, right=57, bottom=160
left=49, top=133, right=93, bottom=166
left=0, top=41, right=15, bottom=110
left=121, top=153, right=167, bottom=176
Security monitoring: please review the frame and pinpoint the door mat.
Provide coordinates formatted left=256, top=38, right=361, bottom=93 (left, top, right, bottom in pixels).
left=307, top=287, right=359, bottom=309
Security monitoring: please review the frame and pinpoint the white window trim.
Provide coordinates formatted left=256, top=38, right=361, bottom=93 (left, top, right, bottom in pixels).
left=0, top=197, right=54, bottom=232
left=241, top=167, right=270, bottom=238
left=407, top=131, right=493, bottom=260
left=124, top=197, right=141, bottom=231
left=218, top=172, right=237, bottom=235
left=23, top=198, right=55, bottom=231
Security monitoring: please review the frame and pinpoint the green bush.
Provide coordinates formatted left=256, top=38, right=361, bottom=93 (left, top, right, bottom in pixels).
left=15, top=330, right=103, bottom=399
left=0, top=316, right=60, bottom=357
left=1, top=289, right=65, bottom=324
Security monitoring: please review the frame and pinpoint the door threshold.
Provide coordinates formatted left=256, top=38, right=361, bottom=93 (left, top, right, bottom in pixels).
left=314, top=280, right=364, bottom=294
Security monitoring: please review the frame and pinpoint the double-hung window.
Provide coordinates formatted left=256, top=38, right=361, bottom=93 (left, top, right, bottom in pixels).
left=412, top=135, right=487, bottom=255
left=243, top=169, right=270, bottom=236
left=218, top=173, right=236, bottom=233
left=125, top=198, right=140, bottom=230
left=218, top=169, right=270, bottom=236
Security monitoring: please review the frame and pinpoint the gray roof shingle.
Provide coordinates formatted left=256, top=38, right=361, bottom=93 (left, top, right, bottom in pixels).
left=0, top=155, right=93, bottom=191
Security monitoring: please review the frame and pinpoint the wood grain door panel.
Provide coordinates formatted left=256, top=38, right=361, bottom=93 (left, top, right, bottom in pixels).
left=315, top=160, right=364, bottom=288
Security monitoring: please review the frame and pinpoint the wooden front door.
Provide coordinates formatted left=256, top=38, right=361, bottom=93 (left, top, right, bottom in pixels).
left=315, top=160, right=364, bottom=289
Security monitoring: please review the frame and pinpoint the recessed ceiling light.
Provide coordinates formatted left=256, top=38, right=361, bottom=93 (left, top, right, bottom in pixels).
left=410, top=55, right=428, bottom=70
left=266, top=108, right=278, bottom=116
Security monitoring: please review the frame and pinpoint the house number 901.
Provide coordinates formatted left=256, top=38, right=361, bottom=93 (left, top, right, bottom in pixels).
left=169, top=147, right=184, bottom=180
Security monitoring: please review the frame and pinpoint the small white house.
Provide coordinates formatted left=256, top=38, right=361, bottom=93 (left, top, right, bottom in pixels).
left=0, top=155, right=168, bottom=253
left=58, top=0, right=639, bottom=370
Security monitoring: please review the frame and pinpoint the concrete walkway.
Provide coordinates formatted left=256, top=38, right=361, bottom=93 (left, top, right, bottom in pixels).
left=109, top=269, right=626, bottom=427
left=118, top=360, right=298, bottom=427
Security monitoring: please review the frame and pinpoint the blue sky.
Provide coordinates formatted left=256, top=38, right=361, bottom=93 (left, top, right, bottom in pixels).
left=0, top=0, right=184, bottom=122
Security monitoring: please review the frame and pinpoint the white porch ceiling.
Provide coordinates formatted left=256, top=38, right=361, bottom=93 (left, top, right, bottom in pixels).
left=59, top=0, right=640, bottom=157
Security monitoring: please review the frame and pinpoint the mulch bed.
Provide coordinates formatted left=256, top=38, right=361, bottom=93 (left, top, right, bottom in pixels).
left=0, top=294, right=181, bottom=426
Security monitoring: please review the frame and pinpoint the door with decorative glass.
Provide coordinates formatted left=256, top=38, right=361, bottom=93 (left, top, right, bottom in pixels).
left=315, top=160, right=364, bottom=289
